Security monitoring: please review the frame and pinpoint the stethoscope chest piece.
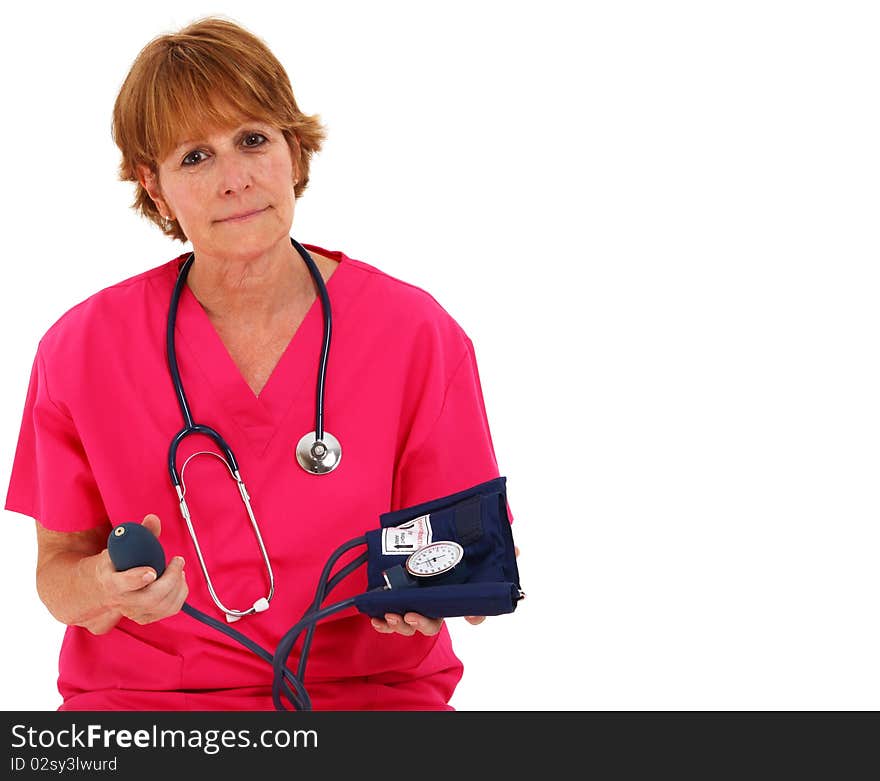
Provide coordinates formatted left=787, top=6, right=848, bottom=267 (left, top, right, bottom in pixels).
left=296, top=430, right=342, bottom=474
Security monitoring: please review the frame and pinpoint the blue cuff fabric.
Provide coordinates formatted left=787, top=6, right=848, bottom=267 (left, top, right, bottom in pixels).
left=354, top=477, right=522, bottom=619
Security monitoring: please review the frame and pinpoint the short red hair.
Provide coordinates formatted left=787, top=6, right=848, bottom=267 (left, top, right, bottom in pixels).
left=112, top=16, right=327, bottom=242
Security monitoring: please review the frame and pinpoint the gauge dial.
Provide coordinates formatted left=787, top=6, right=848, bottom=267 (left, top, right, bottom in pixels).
left=405, top=541, right=464, bottom=578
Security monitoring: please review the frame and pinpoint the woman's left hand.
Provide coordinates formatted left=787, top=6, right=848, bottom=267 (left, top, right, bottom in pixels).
left=370, top=612, right=445, bottom=636
left=370, top=545, right=520, bottom=635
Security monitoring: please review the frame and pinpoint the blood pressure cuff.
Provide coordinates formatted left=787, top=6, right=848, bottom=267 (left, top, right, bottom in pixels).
left=353, top=476, right=522, bottom=619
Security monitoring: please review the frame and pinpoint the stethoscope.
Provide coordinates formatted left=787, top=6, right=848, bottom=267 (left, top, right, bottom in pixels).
left=166, top=236, right=341, bottom=622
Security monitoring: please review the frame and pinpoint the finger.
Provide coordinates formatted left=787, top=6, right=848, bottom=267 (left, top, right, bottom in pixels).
left=465, top=615, right=487, bottom=625
left=515, top=545, right=520, bottom=558
left=385, top=613, right=416, bottom=636
left=403, top=612, right=443, bottom=636
left=370, top=617, right=394, bottom=634
left=131, top=557, right=185, bottom=619
left=164, top=555, right=185, bottom=576
left=161, top=556, right=186, bottom=588
left=155, top=565, right=188, bottom=616
left=95, top=549, right=154, bottom=589
left=141, top=514, right=161, bottom=538
left=139, top=557, right=184, bottom=602
left=116, top=566, right=160, bottom=592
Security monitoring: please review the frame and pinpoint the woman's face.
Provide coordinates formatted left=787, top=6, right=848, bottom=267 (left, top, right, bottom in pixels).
left=137, top=116, right=299, bottom=261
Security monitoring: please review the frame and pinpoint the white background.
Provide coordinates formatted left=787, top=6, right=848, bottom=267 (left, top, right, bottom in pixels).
left=1, top=1, right=879, bottom=711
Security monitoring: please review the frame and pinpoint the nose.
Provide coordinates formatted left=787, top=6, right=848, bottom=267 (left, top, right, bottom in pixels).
left=215, top=151, right=252, bottom=196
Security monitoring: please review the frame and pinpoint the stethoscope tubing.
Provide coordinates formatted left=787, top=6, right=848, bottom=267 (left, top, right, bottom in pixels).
left=166, top=237, right=329, bottom=486
left=164, top=237, right=334, bottom=620
left=307, top=240, right=332, bottom=443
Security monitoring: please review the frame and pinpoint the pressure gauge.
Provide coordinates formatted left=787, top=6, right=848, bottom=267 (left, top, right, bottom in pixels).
left=405, top=541, right=464, bottom=578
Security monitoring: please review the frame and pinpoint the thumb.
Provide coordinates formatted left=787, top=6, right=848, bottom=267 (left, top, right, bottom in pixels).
left=141, top=513, right=162, bottom=538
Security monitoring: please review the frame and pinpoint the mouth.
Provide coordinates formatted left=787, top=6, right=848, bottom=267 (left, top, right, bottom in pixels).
left=217, top=206, right=269, bottom=223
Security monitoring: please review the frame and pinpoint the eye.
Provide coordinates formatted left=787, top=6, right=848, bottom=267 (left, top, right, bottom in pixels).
left=243, top=132, right=268, bottom=147
left=179, top=132, right=267, bottom=167
left=181, top=150, right=207, bottom=167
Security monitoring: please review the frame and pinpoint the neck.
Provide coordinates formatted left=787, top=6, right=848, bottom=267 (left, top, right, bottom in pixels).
left=186, top=239, right=315, bottom=328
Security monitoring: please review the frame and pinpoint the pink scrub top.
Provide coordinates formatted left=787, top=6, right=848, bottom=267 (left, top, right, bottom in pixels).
left=5, top=243, right=514, bottom=711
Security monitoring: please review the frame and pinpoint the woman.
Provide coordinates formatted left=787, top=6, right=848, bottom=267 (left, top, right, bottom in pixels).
left=4, top=16, right=515, bottom=711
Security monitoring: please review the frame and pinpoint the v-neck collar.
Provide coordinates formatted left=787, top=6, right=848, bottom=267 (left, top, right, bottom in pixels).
left=164, top=242, right=361, bottom=458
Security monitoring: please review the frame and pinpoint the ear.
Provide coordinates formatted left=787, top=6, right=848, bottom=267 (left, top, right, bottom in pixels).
left=135, top=164, right=174, bottom=220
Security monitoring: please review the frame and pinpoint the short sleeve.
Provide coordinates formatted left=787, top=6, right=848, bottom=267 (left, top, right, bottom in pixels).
left=393, top=335, right=514, bottom=524
left=4, top=344, right=107, bottom=531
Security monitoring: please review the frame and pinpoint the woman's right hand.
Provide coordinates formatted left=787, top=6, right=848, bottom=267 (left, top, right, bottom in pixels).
left=95, top=514, right=188, bottom=625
